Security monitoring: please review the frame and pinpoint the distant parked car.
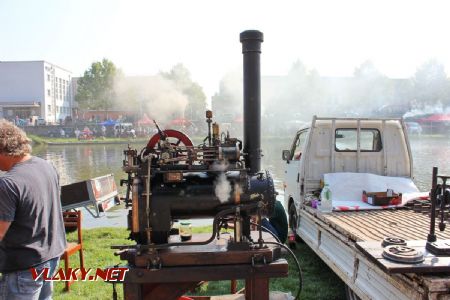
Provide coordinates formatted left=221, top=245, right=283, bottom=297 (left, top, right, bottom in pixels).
left=405, top=122, right=422, bottom=135
left=36, top=117, right=46, bottom=126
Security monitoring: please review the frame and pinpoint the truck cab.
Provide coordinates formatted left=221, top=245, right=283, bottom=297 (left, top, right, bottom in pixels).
left=283, top=116, right=412, bottom=237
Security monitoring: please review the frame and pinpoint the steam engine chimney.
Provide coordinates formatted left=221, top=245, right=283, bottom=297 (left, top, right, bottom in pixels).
left=240, top=30, right=263, bottom=174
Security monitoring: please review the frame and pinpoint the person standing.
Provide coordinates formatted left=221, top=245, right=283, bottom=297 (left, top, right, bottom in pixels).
left=74, top=128, right=80, bottom=139
left=0, top=120, right=66, bottom=300
left=101, top=125, right=106, bottom=137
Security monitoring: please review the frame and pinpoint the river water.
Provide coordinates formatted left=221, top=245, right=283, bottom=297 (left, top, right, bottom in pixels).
left=32, top=135, right=450, bottom=228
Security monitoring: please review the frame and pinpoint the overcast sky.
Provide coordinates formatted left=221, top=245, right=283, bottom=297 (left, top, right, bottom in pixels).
left=1, top=0, right=450, bottom=101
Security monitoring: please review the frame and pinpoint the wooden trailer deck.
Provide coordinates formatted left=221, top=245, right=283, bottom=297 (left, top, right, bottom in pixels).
left=308, top=207, right=450, bottom=242
left=299, top=206, right=450, bottom=299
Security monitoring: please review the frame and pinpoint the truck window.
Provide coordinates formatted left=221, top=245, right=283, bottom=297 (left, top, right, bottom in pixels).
left=335, top=128, right=382, bottom=152
left=290, top=129, right=309, bottom=160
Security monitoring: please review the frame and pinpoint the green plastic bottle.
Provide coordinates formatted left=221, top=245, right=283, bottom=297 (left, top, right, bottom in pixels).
left=320, top=184, right=333, bottom=213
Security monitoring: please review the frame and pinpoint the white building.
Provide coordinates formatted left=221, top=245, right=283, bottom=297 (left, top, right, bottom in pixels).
left=0, top=61, right=74, bottom=124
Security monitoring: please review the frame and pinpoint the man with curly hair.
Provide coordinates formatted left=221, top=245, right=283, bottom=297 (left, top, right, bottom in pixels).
left=0, top=120, right=66, bottom=300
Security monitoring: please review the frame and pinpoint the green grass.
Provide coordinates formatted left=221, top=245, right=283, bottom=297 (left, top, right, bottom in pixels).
left=28, top=134, right=46, bottom=145
left=53, top=227, right=345, bottom=300
left=28, top=135, right=150, bottom=145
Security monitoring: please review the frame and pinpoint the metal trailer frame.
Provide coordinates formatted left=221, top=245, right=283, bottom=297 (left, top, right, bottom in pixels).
left=298, top=207, right=450, bottom=300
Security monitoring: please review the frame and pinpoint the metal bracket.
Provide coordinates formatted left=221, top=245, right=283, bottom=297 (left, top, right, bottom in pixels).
left=146, top=256, right=162, bottom=270
left=251, top=254, right=267, bottom=266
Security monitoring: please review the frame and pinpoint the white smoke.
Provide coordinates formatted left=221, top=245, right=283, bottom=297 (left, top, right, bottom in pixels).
left=114, top=75, right=188, bottom=123
left=214, top=173, right=232, bottom=204
left=212, top=161, right=231, bottom=203
left=210, top=161, right=229, bottom=172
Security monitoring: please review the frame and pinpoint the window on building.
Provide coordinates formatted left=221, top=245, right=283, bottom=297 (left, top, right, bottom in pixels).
left=47, top=74, right=51, bottom=81
left=48, top=105, right=51, bottom=113
left=47, top=89, right=51, bottom=96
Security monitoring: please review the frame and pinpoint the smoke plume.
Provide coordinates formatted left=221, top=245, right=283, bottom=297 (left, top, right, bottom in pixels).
left=212, top=161, right=231, bottom=203
left=114, top=75, right=188, bottom=123
left=214, top=173, right=232, bottom=204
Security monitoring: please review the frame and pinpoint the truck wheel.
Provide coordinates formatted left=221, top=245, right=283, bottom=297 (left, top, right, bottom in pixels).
left=345, top=285, right=361, bottom=300
left=289, top=203, right=303, bottom=243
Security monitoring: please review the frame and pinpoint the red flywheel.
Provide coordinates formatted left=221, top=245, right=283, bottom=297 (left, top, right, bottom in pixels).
left=146, top=129, right=193, bottom=151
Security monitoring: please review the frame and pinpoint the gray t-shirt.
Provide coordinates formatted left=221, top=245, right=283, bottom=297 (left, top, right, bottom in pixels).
left=0, top=156, right=67, bottom=272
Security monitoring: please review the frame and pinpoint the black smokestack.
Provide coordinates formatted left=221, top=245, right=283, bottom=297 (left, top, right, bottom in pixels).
left=240, top=30, right=263, bottom=174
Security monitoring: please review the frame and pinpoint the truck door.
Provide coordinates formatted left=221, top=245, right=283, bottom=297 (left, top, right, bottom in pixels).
left=284, top=129, right=309, bottom=207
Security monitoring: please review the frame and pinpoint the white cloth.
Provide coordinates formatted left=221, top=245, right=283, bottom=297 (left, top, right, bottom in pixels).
left=322, top=172, right=429, bottom=211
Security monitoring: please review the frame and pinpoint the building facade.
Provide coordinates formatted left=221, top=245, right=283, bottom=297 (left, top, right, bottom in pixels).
left=0, top=61, right=73, bottom=124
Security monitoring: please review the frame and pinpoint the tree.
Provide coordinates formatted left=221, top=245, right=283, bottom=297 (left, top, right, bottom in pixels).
left=161, top=64, right=207, bottom=122
left=211, top=70, right=242, bottom=122
left=75, top=59, right=121, bottom=115
left=413, top=59, right=450, bottom=106
left=350, top=60, right=395, bottom=114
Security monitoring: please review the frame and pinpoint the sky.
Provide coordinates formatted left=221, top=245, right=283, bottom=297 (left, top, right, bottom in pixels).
left=1, top=0, right=450, bottom=102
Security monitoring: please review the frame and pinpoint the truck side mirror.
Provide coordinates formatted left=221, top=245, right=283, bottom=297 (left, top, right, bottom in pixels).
left=282, top=150, right=291, bottom=161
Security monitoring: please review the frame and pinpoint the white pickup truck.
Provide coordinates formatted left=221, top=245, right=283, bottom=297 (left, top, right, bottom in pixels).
left=283, top=116, right=450, bottom=300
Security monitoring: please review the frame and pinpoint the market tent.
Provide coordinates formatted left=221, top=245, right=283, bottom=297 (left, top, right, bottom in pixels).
left=419, top=114, right=450, bottom=122
left=137, top=114, right=154, bottom=125
left=100, top=119, right=117, bottom=126
left=234, top=116, right=243, bottom=123
left=168, top=118, right=193, bottom=126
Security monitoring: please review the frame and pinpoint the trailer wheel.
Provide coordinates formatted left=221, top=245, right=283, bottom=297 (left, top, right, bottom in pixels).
left=289, top=203, right=303, bottom=244
left=345, top=285, right=361, bottom=300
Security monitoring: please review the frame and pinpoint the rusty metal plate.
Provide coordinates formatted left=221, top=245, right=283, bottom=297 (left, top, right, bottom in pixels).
left=357, top=240, right=450, bottom=273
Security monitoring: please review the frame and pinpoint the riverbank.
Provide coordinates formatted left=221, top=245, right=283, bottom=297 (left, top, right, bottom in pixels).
left=54, top=227, right=345, bottom=300
left=28, top=134, right=150, bottom=145
left=28, top=134, right=293, bottom=146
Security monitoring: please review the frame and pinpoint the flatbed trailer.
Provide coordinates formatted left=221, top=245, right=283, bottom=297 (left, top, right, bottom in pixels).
left=298, top=206, right=450, bottom=300
left=283, top=117, right=450, bottom=299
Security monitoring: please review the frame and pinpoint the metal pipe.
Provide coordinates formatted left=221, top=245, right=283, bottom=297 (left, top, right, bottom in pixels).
left=240, top=30, right=263, bottom=174
left=131, top=177, right=140, bottom=233
left=427, top=167, right=438, bottom=242
left=112, top=203, right=259, bottom=250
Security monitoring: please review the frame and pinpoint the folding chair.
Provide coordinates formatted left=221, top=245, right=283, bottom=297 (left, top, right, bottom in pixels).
left=60, top=210, right=84, bottom=291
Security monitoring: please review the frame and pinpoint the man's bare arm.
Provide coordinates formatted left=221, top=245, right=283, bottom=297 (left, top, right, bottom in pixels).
left=0, top=221, right=11, bottom=241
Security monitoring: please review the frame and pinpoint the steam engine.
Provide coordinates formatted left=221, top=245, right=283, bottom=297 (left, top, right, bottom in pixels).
left=120, top=30, right=276, bottom=249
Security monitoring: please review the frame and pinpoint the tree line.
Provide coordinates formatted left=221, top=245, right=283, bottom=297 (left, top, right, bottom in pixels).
left=75, top=59, right=207, bottom=123
left=212, top=59, right=450, bottom=122
left=76, top=58, right=450, bottom=125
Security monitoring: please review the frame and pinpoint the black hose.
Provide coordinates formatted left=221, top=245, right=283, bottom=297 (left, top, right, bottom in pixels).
left=264, top=241, right=303, bottom=300
left=250, top=221, right=281, bottom=243
left=228, top=221, right=301, bottom=299
left=111, top=203, right=259, bottom=251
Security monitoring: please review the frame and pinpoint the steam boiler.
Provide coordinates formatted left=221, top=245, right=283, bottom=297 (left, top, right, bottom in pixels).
left=116, top=30, right=276, bottom=252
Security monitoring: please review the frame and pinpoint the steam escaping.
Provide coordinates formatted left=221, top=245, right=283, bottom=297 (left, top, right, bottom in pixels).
left=212, top=161, right=231, bottom=203
left=214, top=173, right=232, bottom=204
left=114, top=75, right=188, bottom=123
left=210, top=161, right=229, bottom=172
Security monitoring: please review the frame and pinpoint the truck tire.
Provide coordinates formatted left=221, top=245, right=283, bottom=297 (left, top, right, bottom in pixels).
left=289, top=203, right=303, bottom=243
